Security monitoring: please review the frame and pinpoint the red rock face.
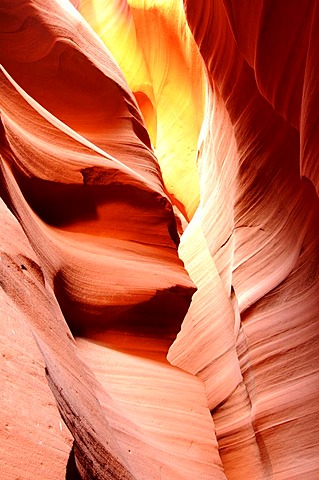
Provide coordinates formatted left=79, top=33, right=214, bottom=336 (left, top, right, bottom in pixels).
left=0, top=1, right=318, bottom=479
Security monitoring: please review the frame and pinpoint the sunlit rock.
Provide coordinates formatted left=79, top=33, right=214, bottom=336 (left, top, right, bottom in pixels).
left=1, top=0, right=318, bottom=479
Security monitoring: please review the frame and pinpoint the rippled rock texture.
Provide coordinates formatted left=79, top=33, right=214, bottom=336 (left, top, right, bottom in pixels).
left=1, top=1, right=318, bottom=479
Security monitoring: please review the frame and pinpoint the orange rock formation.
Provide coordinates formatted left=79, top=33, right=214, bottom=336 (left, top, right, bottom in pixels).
left=1, top=1, right=318, bottom=479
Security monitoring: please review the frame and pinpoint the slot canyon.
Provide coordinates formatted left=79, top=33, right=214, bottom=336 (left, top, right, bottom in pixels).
left=0, top=1, right=319, bottom=479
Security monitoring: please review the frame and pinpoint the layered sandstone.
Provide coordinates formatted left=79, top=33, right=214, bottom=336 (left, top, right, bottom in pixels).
left=1, top=1, right=318, bottom=479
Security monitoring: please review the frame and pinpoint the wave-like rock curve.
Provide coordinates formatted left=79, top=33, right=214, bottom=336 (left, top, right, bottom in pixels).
left=1, top=0, right=318, bottom=479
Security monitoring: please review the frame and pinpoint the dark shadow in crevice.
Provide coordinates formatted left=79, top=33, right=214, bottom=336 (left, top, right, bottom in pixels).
left=54, top=269, right=196, bottom=343
left=66, top=442, right=82, bottom=480
left=3, top=164, right=180, bottom=247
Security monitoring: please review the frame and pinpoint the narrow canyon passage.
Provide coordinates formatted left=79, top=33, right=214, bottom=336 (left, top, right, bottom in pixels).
left=1, top=0, right=319, bottom=479
left=75, top=332, right=224, bottom=479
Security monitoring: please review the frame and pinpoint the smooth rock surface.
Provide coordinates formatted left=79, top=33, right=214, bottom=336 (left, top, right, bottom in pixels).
left=1, top=1, right=319, bottom=479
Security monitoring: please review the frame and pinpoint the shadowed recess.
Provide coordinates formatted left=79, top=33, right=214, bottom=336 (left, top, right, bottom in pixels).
left=54, top=269, right=196, bottom=338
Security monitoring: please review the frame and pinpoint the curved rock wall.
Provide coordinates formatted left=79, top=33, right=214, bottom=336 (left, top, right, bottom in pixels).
left=1, top=0, right=318, bottom=479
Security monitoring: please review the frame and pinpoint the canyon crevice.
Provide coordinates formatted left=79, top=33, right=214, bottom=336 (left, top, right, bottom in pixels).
left=1, top=1, right=318, bottom=479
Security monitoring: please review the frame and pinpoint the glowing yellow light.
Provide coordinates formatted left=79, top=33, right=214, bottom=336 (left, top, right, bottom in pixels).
left=77, top=0, right=206, bottom=220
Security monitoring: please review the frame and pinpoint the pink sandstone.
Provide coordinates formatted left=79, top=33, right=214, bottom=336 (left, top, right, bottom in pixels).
left=0, top=1, right=318, bottom=479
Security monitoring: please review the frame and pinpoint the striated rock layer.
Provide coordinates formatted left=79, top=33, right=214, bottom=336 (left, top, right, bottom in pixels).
left=1, top=0, right=319, bottom=479
left=0, top=1, right=212, bottom=478
left=169, top=1, right=319, bottom=479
